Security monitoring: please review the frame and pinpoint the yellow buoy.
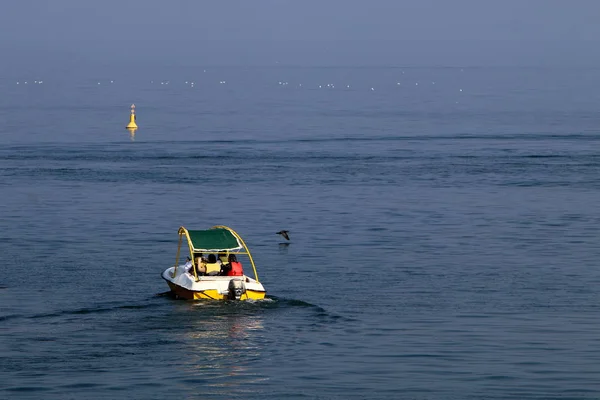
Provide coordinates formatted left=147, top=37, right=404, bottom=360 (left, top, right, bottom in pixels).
left=126, top=103, right=138, bottom=129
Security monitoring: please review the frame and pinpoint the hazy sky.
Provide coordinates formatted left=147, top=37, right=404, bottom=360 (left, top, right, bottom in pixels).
left=1, top=0, right=599, bottom=68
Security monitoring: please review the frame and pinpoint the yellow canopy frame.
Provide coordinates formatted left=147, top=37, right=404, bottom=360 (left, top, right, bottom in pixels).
left=172, top=225, right=260, bottom=282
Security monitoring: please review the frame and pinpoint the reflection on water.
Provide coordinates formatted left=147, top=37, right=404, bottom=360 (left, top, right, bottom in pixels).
left=278, top=243, right=290, bottom=255
left=126, top=127, right=137, bottom=141
left=186, top=308, right=265, bottom=343
left=174, top=303, right=268, bottom=388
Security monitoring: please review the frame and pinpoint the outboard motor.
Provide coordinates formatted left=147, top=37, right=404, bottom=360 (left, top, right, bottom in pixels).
left=227, top=279, right=246, bottom=300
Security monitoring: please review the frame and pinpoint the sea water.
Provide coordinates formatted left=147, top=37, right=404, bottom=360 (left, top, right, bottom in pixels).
left=1, top=66, right=600, bottom=399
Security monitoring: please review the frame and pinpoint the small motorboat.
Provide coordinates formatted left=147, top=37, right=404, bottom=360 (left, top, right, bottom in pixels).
left=162, top=225, right=266, bottom=301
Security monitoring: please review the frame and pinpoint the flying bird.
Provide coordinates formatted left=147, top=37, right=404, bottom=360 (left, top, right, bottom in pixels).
left=276, top=230, right=290, bottom=241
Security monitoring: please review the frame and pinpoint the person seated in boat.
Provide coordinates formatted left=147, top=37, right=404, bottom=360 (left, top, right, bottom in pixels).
left=218, top=252, right=228, bottom=264
left=220, top=254, right=243, bottom=276
left=194, top=252, right=206, bottom=263
left=196, top=259, right=207, bottom=276
left=204, top=254, right=221, bottom=276
left=190, top=253, right=206, bottom=276
left=183, top=256, right=202, bottom=277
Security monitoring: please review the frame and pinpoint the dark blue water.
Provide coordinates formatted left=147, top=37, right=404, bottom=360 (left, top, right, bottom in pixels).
left=2, top=66, right=600, bottom=399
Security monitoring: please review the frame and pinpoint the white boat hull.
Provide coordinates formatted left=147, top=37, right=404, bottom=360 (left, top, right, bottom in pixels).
left=162, top=266, right=266, bottom=301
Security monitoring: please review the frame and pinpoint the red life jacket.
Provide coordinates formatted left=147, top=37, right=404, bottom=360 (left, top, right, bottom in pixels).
left=227, top=261, right=243, bottom=276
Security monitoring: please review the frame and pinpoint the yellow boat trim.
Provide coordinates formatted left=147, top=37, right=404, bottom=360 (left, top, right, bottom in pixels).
left=166, top=280, right=265, bottom=301
left=192, top=289, right=266, bottom=301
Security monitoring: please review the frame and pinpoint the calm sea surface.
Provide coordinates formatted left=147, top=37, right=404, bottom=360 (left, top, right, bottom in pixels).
left=1, top=66, right=600, bottom=399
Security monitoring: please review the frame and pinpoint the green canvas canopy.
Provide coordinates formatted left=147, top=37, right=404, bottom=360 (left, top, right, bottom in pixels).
left=187, top=228, right=243, bottom=252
